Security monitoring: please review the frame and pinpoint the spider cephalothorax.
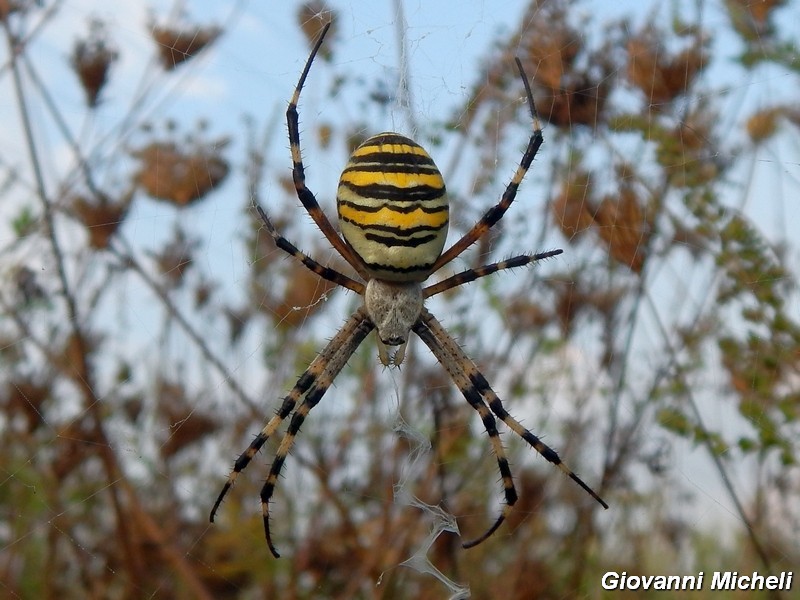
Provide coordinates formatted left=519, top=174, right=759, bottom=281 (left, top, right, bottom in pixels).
left=210, top=23, right=608, bottom=558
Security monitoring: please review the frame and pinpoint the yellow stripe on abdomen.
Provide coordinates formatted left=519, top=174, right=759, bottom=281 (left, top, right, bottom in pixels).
left=339, top=168, right=445, bottom=191
left=337, top=132, right=448, bottom=282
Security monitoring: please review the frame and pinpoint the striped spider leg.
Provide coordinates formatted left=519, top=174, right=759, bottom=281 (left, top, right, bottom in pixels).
left=413, top=308, right=609, bottom=548
left=210, top=22, right=607, bottom=557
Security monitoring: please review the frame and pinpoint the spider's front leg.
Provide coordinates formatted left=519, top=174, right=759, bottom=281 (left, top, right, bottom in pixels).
left=414, top=308, right=608, bottom=548
left=210, top=382, right=315, bottom=524
left=259, top=378, right=330, bottom=558
left=210, top=310, right=373, bottom=531
left=412, top=310, right=518, bottom=547
left=256, top=308, right=374, bottom=557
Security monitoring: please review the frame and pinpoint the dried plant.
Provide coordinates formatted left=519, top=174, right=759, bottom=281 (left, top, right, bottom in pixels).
left=151, top=22, right=222, bottom=70
left=132, top=124, right=230, bottom=206
left=70, top=18, right=119, bottom=107
left=2, top=1, right=798, bottom=598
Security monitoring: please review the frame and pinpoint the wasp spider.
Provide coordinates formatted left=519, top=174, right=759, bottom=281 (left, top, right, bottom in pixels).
left=210, top=23, right=608, bottom=557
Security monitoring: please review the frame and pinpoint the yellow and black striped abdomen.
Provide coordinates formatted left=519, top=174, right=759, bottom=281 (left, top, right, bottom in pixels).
left=337, top=132, right=448, bottom=282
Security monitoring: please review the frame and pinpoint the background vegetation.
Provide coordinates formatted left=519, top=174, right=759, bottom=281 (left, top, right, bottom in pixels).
left=1, top=0, right=798, bottom=598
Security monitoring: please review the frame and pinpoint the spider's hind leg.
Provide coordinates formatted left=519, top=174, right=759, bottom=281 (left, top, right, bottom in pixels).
left=254, top=204, right=364, bottom=294
left=429, top=57, right=544, bottom=273
left=285, top=21, right=369, bottom=279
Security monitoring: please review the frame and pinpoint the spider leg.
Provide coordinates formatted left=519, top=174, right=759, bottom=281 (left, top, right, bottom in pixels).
left=423, top=250, right=562, bottom=298
left=287, top=22, right=369, bottom=280
left=414, top=308, right=608, bottom=548
left=412, top=310, right=517, bottom=548
left=480, top=375, right=609, bottom=510
left=261, top=379, right=334, bottom=557
left=255, top=204, right=365, bottom=294
left=259, top=307, right=373, bottom=557
left=430, top=58, right=543, bottom=273
left=210, top=307, right=374, bottom=531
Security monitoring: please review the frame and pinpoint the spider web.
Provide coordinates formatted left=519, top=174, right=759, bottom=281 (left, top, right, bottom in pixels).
left=2, top=1, right=799, bottom=599
left=387, top=412, right=470, bottom=599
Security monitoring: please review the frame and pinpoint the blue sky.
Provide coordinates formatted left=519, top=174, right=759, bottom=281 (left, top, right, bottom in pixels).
left=3, top=0, right=799, bottom=553
left=8, top=1, right=797, bottom=239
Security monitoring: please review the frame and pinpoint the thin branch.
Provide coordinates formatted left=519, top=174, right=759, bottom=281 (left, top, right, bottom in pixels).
left=108, top=237, right=258, bottom=412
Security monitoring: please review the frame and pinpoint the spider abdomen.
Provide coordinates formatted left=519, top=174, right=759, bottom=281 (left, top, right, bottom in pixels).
left=337, top=133, right=448, bottom=282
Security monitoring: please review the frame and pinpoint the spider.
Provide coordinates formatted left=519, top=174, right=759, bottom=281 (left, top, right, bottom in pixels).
left=210, top=23, right=608, bottom=557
